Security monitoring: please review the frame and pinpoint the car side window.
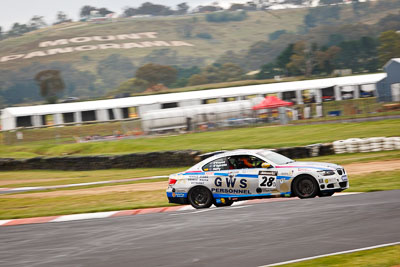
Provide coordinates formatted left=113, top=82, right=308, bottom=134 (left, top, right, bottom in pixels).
left=202, top=157, right=229, bottom=171
left=227, top=155, right=265, bottom=169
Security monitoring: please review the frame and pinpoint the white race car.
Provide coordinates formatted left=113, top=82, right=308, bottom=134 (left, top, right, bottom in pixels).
left=166, top=149, right=349, bottom=209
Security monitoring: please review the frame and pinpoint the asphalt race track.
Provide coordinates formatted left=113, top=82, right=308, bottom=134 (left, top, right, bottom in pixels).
left=1, top=190, right=399, bottom=267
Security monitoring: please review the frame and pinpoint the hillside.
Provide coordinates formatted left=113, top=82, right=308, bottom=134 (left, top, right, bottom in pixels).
left=0, top=10, right=307, bottom=70
left=0, top=0, right=400, bottom=106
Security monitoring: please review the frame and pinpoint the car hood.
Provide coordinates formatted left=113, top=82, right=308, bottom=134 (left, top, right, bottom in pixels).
left=278, top=161, right=341, bottom=170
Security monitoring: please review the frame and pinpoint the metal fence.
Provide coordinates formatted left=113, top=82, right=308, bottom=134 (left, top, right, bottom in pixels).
left=1, top=97, right=400, bottom=145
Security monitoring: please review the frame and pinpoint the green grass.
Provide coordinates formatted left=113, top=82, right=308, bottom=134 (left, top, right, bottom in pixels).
left=0, top=119, right=399, bottom=157
left=0, top=190, right=174, bottom=219
left=280, top=245, right=400, bottom=267
left=347, top=170, right=400, bottom=192
left=0, top=167, right=186, bottom=188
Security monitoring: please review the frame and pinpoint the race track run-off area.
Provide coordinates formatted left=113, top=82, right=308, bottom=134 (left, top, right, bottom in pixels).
left=0, top=190, right=399, bottom=267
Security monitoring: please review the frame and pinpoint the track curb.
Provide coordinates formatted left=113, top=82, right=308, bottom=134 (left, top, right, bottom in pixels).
left=0, top=193, right=360, bottom=227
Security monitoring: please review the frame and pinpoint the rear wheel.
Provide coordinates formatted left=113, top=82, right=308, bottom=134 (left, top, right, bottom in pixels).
left=188, top=186, right=213, bottom=209
left=293, top=176, right=319, bottom=199
left=213, top=199, right=234, bottom=207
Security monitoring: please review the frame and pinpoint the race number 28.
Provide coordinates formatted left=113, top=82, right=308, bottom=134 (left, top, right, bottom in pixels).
left=259, top=176, right=276, bottom=188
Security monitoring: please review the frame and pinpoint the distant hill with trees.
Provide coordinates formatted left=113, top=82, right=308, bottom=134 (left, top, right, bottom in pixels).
left=1, top=0, right=400, bottom=107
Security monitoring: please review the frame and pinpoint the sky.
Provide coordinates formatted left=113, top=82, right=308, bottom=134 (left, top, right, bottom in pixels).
left=0, top=0, right=247, bottom=30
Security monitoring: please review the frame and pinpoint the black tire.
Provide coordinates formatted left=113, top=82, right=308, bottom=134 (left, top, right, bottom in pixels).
left=188, top=186, right=213, bottom=209
left=318, top=191, right=335, bottom=197
left=293, top=176, right=319, bottom=199
left=213, top=199, right=234, bottom=207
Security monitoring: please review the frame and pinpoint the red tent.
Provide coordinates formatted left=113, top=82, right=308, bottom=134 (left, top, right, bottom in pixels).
left=252, top=96, right=293, bottom=110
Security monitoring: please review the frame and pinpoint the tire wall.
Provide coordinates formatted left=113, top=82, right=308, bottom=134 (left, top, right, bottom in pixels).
left=0, top=150, right=201, bottom=171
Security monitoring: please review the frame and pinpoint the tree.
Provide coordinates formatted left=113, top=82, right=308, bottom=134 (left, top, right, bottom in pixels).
left=0, top=26, right=3, bottom=40
left=276, top=43, right=294, bottom=69
left=98, top=8, right=114, bottom=16
left=123, top=7, right=138, bottom=17
left=28, top=16, right=47, bottom=30
left=55, top=11, right=69, bottom=24
left=8, top=23, right=30, bottom=36
left=136, top=2, right=173, bottom=16
left=110, top=78, right=149, bottom=96
left=378, top=30, right=400, bottom=65
left=286, top=41, right=318, bottom=77
left=218, top=63, right=244, bottom=82
left=35, top=70, right=65, bottom=104
left=187, top=74, right=208, bottom=86
left=80, top=5, right=96, bottom=17
left=315, top=46, right=341, bottom=74
left=176, top=3, right=190, bottom=15
left=135, top=64, right=177, bottom=86
left=216, top=50, right=246, bottom=69
left=97, top=54, right=135, bottom=89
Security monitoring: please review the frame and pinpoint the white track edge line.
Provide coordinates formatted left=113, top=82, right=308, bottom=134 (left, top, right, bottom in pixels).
left=0, top=220, right=12, bottom=226
left=51, top=211, right=119, bottom=222
left=260, top=241, right=400, bottom=267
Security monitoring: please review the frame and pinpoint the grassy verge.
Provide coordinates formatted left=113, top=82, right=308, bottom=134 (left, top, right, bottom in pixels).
left=280, top=245, right=400, bottom=267
left=0, top=119, right=399, bottom=157
left=0, top=167, right=186, bottom=188
left=0, top=190, right=174, bottom=219
left=347, top=170, right=400, bottom=192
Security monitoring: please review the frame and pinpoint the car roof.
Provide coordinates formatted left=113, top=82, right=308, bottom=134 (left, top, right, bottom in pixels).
left=210, top=149, right=271, bottom=157
left=187, top=149, right=274, bottom=171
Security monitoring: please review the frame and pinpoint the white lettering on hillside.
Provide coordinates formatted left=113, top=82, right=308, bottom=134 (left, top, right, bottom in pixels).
left=24, top=51, right=47, bottom=59
left=46, top=47, right=74, bottom=55
left=140, top=41, right=171, bottom=47
left=0, top=39, right=195, bottom=63
left=0, top=54, right=25, bottom=62
left=38, top=32, right=159, bottom=47
left=38, top=39, right=68, bottom=48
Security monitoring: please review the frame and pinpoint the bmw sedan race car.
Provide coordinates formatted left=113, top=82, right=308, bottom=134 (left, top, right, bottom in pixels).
left=166, top=149, right=349, bottom=209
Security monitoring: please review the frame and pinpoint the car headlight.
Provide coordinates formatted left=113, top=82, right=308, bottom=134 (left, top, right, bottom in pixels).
left=318, top=170, right=335, bottom=176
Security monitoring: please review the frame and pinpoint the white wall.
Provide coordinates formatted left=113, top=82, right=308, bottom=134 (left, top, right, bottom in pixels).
left=0, top=110, right=16, bottom=130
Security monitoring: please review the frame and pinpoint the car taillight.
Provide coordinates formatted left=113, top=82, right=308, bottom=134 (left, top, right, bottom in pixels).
left=169, top=178, right=177, bottom=185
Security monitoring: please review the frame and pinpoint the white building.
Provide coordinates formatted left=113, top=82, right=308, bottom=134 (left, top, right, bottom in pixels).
left=0, top=73, right=386, bottom=130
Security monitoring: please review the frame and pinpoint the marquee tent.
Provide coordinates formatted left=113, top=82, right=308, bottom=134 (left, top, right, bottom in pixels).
left=252, top=96, right=293, bottom=110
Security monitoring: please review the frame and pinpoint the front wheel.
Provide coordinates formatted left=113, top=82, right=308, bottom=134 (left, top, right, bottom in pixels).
left=293, top=176, right=319, bottom=199
left=188, top=186, right=213, bottom=209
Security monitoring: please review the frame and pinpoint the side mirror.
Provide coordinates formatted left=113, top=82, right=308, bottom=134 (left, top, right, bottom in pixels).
left=261, top=162, right=272, bottom=169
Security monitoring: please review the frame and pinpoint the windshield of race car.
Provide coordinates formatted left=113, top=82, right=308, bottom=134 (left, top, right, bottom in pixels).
left=257, top=151, right=295, bottom=165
